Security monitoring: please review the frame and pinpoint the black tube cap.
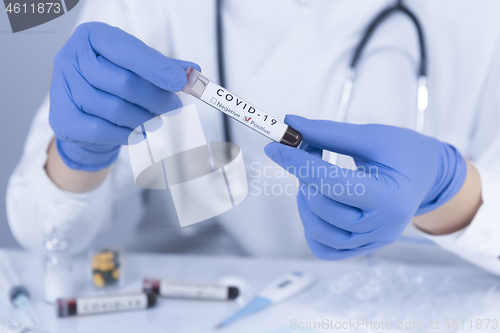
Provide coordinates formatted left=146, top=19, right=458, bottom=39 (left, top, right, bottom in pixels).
left=280, top=126, right=302, bottom=148
left=146, top=293, right=157, bottom=308
left=228, top=287, right=239, bottom=300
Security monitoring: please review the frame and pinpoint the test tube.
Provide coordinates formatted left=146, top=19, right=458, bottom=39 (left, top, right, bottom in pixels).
left=57, top=292, right=156, bottom=317
left=182, top=68, right=302, bottom=148
left=143, top=278, right=239, bottom=301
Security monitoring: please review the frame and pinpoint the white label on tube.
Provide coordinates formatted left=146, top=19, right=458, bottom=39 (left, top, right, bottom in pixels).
left=76, top=293, right=147, bottom=315
left=160, top=280, right=228, bottom=300
left=199, top=81, right=289, bottom=142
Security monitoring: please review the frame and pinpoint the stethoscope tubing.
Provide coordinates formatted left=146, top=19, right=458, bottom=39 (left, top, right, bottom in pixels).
left=215, top=0, right=428, bottom=144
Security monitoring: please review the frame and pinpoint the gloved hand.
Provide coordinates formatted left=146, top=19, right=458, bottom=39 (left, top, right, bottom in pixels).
left=264, top=115, right=467, bottom=260
left=49, top=22, right=200, bottom=171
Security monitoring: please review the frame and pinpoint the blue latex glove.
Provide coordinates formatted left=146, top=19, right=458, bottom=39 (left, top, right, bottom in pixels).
left=264, top=115, right=467, bottom=260
left=49, top=22, right=200, bottom=171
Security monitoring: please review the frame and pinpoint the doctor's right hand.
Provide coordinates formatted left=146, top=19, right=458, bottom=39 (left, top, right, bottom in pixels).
left=49, top=22, right=200, bottom=171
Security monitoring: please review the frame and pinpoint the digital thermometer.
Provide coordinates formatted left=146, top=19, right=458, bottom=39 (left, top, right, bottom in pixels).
left=214, top=271, right=315, bottom=329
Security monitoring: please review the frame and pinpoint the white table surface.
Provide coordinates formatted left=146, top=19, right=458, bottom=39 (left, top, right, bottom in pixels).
left=1, top=250, right=499, bottom=333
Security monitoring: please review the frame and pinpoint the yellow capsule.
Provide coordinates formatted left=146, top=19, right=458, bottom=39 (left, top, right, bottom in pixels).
left=93, top=273, right=105, bottom=287
left=112, top=269, right=120, bottom=280
left=95, top=252, right=114, bottom=261
left=98, top=261, right=115, bottom=271
left=91, top=258, right=104, bottom=269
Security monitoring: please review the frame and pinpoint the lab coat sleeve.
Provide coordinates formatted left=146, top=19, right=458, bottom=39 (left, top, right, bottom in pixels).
left=6, top=97, right=113, bottom=254
left=6, top=0, right=174, bottom=254
left=414, top=39, right=500, bottom=277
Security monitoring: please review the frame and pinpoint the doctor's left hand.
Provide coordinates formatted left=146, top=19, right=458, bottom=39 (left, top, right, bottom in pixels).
left=264, top=115, right=468, bottom=260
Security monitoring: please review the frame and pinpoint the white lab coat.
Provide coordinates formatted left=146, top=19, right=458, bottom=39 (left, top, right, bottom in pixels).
left=7, top=0, right=500, bottom=276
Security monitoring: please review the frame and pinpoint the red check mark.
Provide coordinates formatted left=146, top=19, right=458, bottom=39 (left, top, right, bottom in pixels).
left=244, top=117, right=251, bottom=122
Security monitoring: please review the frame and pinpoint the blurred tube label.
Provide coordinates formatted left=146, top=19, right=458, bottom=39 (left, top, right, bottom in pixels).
left=3, top=0, right=80, bottom=33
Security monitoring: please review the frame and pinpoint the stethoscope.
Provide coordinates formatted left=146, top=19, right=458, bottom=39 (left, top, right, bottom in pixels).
left=216, top=0, right=434, bottom=245
left=215, top=0, right=428, bottom=144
